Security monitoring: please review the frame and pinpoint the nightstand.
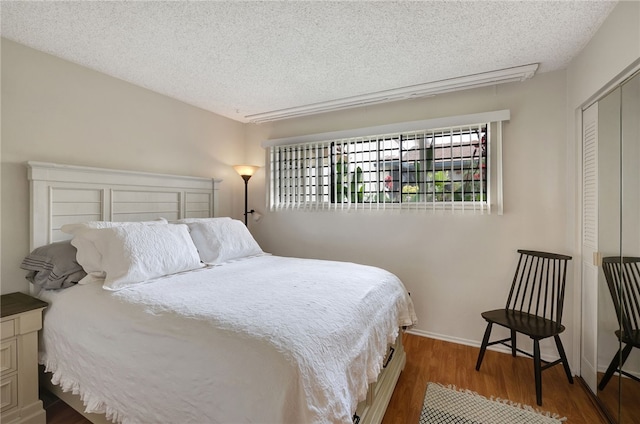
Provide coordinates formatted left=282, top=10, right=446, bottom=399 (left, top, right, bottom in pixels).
left=1, top=292, right=47, bottom=424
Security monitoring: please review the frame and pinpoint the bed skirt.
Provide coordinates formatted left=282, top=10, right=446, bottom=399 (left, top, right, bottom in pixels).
left=41, top=334, right=406, bottom=424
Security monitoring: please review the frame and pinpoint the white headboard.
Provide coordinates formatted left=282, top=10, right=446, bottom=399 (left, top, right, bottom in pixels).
left=28, top=161, right=222, bottom=249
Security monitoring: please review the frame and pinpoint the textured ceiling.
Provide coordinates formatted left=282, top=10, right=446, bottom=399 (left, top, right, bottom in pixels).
left=1, top=1, right=617, bottom=123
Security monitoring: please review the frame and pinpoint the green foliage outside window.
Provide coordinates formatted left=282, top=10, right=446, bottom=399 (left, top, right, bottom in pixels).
left=334, top=159, right=364, bottom=203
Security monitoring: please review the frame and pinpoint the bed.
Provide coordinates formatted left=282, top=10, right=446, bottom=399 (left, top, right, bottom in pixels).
left=25, top=161, right=417, bottom=424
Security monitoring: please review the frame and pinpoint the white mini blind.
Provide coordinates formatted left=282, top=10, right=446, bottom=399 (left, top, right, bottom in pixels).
left=267, top=111, right=508, bottom=213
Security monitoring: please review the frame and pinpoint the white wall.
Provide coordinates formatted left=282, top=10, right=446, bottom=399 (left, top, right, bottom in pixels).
left=0, top=39, right=247, bottom=294
left=245, top=70, right=572, bottom=362
left=567, top=1, right=640, bottom=111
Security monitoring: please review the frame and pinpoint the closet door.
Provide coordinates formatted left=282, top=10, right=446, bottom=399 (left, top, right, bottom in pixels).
left=595, top=87, right=622, bottom=423
left=581, top=69, right=640, bottom=424
left=618, top=70, right=640, bottom=423
left=592, top=73, right=639, bottom=423
left=581, top=102, right=599, bottom=393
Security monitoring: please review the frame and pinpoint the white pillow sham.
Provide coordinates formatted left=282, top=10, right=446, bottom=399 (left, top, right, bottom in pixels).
left=82, top=224, right=202, bottom=291
left=170, top=217, right=231, bottom=225
left=187, top=219, right=263, bottom=265
left=61, top=218, right=168, bottom=235
left=62, top=219, right=168, bottom=275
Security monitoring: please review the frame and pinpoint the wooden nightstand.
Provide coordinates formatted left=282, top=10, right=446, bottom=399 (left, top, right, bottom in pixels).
left=1, top=292, right=47, bottom=424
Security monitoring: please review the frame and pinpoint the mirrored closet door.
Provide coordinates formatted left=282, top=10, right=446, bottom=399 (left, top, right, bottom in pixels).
left=589, top=70, right=640, bottom=423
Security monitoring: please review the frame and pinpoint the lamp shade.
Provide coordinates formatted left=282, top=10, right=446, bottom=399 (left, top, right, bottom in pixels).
left=233, top=165, right=259, bottom=177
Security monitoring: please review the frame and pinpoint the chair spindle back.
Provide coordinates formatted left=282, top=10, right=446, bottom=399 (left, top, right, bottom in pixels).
left=602, top=257, right=640, bottom=338
left=505, top=250, right=572, bottom=323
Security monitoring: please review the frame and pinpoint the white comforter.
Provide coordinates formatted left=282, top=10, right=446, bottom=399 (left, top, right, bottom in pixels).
left=38, top=255, right=417, bottom=424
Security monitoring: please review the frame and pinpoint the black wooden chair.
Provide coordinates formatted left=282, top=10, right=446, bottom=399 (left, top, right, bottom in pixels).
left=598, top=256, right=640, bottom=391
left=475, top=249, right=573, bottom=406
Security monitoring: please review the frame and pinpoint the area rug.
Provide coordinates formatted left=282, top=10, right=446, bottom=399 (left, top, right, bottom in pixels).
left=419, top=382, right=566, bottom=423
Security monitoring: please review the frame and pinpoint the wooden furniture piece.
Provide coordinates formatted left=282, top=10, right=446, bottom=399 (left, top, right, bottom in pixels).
left=27, top=161, right=221, bottom=247
left=598, top=257, right=640, bottom=391
left=1, top=292, right=47, bottom=424
left=353, top=337, right=405, bottom=424
left=475, top=249, right=574, bottom=406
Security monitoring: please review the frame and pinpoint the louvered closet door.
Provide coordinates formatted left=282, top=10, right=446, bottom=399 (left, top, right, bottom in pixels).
left=581, top=103, right=599, bottom=393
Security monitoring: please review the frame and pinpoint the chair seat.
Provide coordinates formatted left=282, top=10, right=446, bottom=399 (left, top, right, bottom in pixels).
left=615, top=329, right=640, bottom=347
left=481, top=309, right=565, bottom=339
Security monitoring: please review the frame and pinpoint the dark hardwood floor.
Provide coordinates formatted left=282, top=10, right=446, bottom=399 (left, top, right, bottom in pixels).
left=45, top=333, right=610, bottom=423
left=44, top=398, right=91, bottom=424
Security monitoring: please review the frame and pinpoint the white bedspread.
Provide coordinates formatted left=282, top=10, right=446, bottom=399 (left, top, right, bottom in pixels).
left=38, top=255, right=417, bottom=424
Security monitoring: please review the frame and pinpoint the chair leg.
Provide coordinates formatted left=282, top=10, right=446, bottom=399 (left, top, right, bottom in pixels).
left=553, top=335, right=574, bottom=384
left=598, top=343, right=633, bottom=390
left=510, top=329, right=517, bottom=357
left=476, top=322, right=493, bottom=371
left=618, top=343, right=634, bottom=369
left=533, top=339, right=542, bottom=406
left=598, top=347, right=622, bottom=391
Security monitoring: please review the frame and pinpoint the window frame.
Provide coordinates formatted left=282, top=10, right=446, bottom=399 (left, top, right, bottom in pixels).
left=263, top=111, right=508, bottom=214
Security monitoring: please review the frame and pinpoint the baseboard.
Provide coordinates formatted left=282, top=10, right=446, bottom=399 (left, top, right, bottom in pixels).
left=406, top=328, right=569, bottom=369
left=406, top=328, right=483, bottom=349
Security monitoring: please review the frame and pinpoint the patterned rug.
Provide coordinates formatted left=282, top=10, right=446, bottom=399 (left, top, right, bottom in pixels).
left=419, top=382, right=566, bottom=424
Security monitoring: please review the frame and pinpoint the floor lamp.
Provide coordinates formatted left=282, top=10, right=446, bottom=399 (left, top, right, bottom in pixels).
left=233, top=165, right=259, bottom=225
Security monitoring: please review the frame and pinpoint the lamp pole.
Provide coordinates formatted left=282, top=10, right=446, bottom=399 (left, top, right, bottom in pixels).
left=233, top=165, right=259, bottom=226
left=241, top=174, right=251, bottom=226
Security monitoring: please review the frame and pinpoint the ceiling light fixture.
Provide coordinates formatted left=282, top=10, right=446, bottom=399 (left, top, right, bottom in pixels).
left=246, top=64, right=538, bottom=124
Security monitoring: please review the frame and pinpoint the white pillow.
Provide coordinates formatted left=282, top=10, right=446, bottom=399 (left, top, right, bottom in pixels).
left=77, top=273, right=105, bottom=286
left=170, top=217, right=231, bottom=224
left=61, top=218, right=168, bottom=235
left=187, top=219, right=263, bottom=265
left=82, top=224, right=202, bottom=291
left=63, top=219, right=168, bottom=274
left=70, top=235, right=106, bottom=276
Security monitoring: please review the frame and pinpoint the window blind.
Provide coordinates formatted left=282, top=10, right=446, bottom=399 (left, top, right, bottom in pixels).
left=266, top=111, right=508, bottom=214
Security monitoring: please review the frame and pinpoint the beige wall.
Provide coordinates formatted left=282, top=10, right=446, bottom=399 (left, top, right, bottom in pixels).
left=245, top=70, right=572, bottom=362
left=0, top=39, right=247, bottom=294
left=567, top=1, right=640, bottom=111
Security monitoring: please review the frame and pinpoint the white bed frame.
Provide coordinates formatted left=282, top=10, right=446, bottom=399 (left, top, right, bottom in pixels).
left=28, top=161, right=221, bottom=251
left=27, top=161, right=406, bottom=424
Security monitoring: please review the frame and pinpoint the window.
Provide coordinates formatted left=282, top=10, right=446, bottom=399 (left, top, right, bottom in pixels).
left=266, top=111, right=507, bottom=214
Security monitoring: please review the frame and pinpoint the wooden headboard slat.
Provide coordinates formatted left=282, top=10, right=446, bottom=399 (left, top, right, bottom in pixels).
left=28, top=161, right=221, bottom=250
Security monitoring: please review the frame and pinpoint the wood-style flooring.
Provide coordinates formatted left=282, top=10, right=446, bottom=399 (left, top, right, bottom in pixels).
left=44, top=333, right=609, bottom=424
left=44, top=398, right=91, bottom=424
left=596, top=371, right=640, bottom=423
left=382, top=333, right=606, bottom=423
